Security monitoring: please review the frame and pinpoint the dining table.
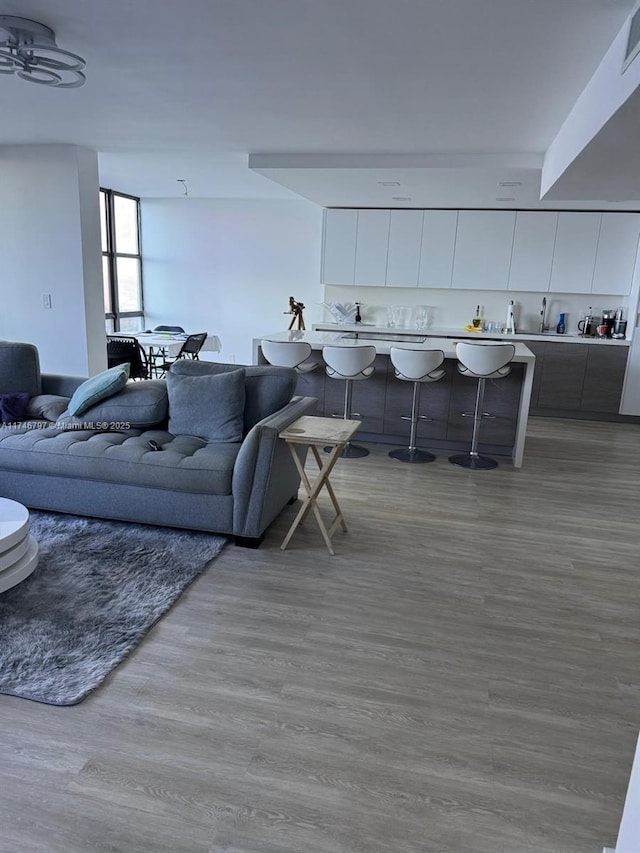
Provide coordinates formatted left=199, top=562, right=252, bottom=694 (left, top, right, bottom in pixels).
left=118, top=332, right=222, bottom=377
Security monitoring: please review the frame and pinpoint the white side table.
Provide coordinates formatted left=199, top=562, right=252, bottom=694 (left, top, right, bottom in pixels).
left=0, top=498, right=38, bottom=593
left=279, top=415, right=361, bottom=555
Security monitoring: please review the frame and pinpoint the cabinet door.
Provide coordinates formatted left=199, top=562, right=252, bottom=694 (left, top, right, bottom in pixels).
left=536, top=342, right=588, bottom=410
left=321, top=209, right=357, bottom=284
left=418, top=210, right=457, bottom=289
left=386, top=210, right=423, bottom=287
left=354, top=209, right=389, bottom=286
left=591, top=213, right=640, bottom=296
left=549, top=213, right=601, bottom=294
left=581, top=345, right=628, bottom=413
left=508, top=212, right=557, bottom=292
left=451, top=211, right=515, bottom=290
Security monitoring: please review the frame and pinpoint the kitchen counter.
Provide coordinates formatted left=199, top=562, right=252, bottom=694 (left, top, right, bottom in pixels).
left=254, top=330, right=535, bottom=467
left=312, top=322, right=630, bottom=346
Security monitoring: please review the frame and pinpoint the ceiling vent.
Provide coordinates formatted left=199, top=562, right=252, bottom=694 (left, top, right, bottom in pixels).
left=622, top=2, right=640, bottom=73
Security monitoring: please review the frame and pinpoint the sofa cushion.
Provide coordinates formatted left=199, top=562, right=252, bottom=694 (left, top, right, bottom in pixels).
left=166, top=369, right=245, bottom=443
left=27, top=394, right=71, bottom=422
left=0, top=342, right=42, bottom=396
left=67, top=364, right=130, bottom=416
left=170, top=360, right=296, bottom=434
left=0, top=392, right=30, bottom=424
left=57, top=380, right=168, bottom=429
left=0, top=428, right=240, bottom=496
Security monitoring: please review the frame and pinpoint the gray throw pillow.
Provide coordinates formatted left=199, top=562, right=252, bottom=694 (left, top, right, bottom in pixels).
left=27, top=394, right=71, bottom=422
left=166, top=368, right=245, bottom=443
left=56, top=380, right=169, bottom=429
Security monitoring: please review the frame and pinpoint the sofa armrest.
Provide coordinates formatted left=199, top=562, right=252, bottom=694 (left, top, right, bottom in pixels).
left=232, top=395, right=317, bottom=538
left=41, top=373, right=87, bottom=397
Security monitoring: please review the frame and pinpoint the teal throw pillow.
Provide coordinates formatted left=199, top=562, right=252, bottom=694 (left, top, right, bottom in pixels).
left=67, top=364, right=130, bottom=416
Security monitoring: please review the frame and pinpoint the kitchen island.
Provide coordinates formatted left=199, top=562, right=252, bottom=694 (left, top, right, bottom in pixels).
left=254, top=330, right=535, bottom=467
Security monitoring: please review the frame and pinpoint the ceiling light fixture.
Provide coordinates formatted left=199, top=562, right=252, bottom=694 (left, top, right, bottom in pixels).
left=497, top=181, right=522, bottom=187
left=392, top=196, right=412, bottom=201
left=495, top=197, right=516, bottom=202
left=378, top=181, right=401, bottom=187
left=0, top=16, right=86, bottom=88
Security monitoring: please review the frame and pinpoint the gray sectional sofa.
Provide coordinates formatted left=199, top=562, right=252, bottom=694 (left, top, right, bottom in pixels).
left=0, top=341, right=317, bottom=546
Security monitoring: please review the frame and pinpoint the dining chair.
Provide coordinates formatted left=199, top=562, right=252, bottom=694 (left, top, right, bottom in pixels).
left=106, top=336, right=150, bottom=380
left=157, top=332, right=208, bottom=376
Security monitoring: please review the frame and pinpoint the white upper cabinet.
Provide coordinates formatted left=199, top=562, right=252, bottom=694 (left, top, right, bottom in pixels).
left=451, top=211, right=516, bottom=290
left=321, top=209, right=357, bottom=284
left=386, top=211, right=423, bottom=287
left=591, top=213, right=640, bottom=296
left=418, top=210, right=458, bottom=289
left=508, top=212, right=558, bottom=292
left=549, top=212, right=601, bottom=293
left=321, top=208, right=640, bottom=295
left=354, top=210, right=390, bottom=286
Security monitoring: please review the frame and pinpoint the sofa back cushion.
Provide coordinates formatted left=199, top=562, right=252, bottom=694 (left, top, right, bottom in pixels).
left=57, top=379, right=169, bottom=429
left=170, top=360, right=296, bottom=434
left=166, top=368, right=245, bottom=443
left=0, top=342, right=42, bottom=397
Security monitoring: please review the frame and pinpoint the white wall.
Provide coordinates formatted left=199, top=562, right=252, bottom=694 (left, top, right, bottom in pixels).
left=0, top=144, right=106, bottom=376
left=323, top=284, right=629, bottom=335
left=140, top=198, right=323, bottom=364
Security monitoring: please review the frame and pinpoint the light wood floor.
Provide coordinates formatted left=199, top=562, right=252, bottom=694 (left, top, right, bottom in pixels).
left=1, top=417, right=639, bottom=853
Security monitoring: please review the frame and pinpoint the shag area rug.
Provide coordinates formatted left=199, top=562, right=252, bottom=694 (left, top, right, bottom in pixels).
left=0, top=511, right=227, bottom=706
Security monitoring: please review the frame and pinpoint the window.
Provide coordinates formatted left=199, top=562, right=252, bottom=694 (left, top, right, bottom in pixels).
left=100, top=189, right=144, bottom=333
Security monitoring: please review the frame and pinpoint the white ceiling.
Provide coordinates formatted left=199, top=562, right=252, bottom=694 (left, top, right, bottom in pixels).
left=1, top=0, right=638, bottom=207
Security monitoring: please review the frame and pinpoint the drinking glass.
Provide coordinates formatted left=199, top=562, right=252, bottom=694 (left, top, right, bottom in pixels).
left=414, top=306, right=428, bottom=330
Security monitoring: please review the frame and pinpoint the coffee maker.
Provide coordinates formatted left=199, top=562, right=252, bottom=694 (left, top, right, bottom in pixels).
left=601, top=310, right=616, bottom=338
left=613, top=307, right=627, bottom=339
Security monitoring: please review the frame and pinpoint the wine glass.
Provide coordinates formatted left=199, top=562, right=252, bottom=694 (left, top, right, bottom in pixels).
left=414, top=306, right=428, bottom=330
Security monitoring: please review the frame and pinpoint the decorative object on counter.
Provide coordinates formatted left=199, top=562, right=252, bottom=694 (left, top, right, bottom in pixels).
left=285, top=296, right=306, bottom=331
left=388, top=347, right=446, bottom=464
left=463, top=323, right=483, bottom=333
left=505, top=300, right=516, bottom=334
left=355, top=302, right=362, bottom=324
left=449, top=342, right=516, bottom=471
left=556, top=313, right=566, bottom=334
left=472, top=305, right=483, bottom=330
left=321, top=301, right=358, bottom=324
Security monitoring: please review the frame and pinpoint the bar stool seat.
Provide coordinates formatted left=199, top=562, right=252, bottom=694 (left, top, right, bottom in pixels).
left=322, top=344, right=376, bottom=458
left=449, top=342, right=515, bottom=470
left=261, top=340, right=317, bottom=373
left=388, top=347, right=446, bottom=463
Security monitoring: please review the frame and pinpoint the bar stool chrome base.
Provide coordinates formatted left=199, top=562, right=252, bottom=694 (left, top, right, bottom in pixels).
left=389, top=447, right=435, bottom=464
left=325, top=442, right=369, bottom=458
left=449, top=452, right=498, bottom=470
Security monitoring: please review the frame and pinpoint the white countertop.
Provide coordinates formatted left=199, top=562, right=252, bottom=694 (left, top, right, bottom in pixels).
left=257, top=330, right=535, bottom=362
left=312, top=322, right=630, bottom=347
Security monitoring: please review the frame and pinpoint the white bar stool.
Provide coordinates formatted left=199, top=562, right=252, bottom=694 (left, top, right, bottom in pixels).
left=322, top=344, right=376, bottom=458
left=261, top=340, right=317, bottom=373
left=449, top=342, right=515, bottom=470
left=388, top=347, right=446, bottom=463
